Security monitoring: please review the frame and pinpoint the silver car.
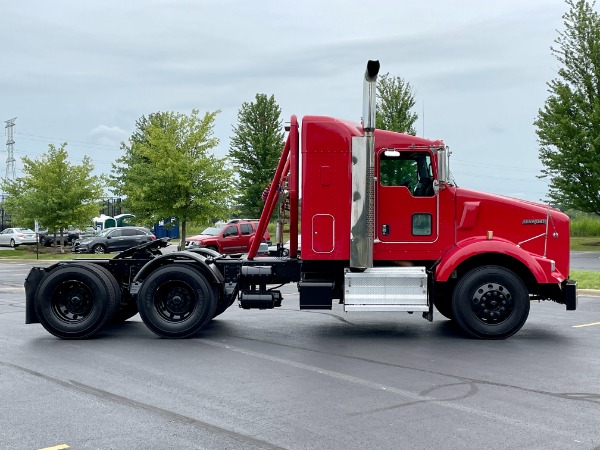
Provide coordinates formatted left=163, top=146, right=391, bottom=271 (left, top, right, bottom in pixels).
left=0, top=227, right=38, bottom=247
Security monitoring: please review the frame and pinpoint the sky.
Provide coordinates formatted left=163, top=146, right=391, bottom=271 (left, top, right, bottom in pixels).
left=1, top=0, right=571, bottom=202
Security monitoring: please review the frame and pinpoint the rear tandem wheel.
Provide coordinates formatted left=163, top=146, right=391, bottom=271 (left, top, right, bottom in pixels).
left=34, top=263, right=121, bottom=339
left=137, top=265, right=218, bottom=338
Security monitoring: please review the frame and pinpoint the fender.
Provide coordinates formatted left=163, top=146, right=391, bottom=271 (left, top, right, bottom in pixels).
left=435, top=237, right=552, bottom=283
left=132, top=251, right=224, bottom=286
left=201, top=237, right=222, bottom=252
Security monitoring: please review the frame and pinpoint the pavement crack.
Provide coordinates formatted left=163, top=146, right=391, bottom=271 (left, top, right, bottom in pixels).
left=220, top=334, right=600, bottom=407
left=0, top=360, right=285, bottom=450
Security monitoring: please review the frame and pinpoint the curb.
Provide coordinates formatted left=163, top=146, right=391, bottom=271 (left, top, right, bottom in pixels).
left=577, top=289, right=600, bottom=297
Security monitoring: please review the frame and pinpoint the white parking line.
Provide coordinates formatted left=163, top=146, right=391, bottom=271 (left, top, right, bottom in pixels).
left=573, top=321, right=600, bottom=328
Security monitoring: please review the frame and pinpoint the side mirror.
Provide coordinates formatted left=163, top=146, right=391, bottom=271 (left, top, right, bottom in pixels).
left=437, top=147, right=449, bottom=185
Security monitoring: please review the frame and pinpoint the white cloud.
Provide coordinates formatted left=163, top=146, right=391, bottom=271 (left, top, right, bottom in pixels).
left=88, top=125, right=129, bottom=146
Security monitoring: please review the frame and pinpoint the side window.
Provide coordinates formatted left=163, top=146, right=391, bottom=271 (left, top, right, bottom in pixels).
left=223, top=225, right=238, bottom=237
left=380, top=158, right=418, bottom=189
left=413, top=213, right=432, bottom=235
left=379, top=151, right=434, bottom=197
left=240, top=224, right=253, bottom=235
left=121, top=228, right=137, bottom=236
left=110, top=229, right=123, bottom=237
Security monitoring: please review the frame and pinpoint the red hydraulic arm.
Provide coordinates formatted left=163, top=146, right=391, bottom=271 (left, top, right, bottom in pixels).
left=248, top=115, right=299, bottom=259
left=288, top=115, right=299, bottom=259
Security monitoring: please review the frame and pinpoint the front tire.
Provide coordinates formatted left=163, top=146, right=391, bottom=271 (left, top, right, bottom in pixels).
left=9, top=239, right=16, bottom=248
left=137, top=265, right=217, bottom=338
left=452, top=265, right=529, bottom=339
left=34, top=263, right=120, bottom=339
left=92, top=244, right=107, bottom=254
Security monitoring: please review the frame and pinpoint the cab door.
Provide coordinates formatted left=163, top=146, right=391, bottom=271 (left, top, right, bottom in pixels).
left=221, top=224, right=244, bottom=253
left=239, top=223, right=254, bottom=252
left=376, top=149, right=438, bottom=248
left=106, top=228, right=126, bottom=252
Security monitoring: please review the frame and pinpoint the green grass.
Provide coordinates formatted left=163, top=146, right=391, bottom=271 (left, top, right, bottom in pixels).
left=570, top=270, right=600, bottom=290
left=569, top=236, right=600, bottom=251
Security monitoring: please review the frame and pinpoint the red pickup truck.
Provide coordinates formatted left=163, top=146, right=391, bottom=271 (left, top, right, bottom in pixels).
left=185, top=220, right=271, bottom=254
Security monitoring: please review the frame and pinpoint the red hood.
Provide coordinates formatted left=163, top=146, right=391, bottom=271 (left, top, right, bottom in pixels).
left=187, top=234, right=215, bottom=242
left=454, top=187, right=570, bottom=276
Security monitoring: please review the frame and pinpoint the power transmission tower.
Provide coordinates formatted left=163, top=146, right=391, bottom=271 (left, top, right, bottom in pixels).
left=4, top=117, right=17, bottom=183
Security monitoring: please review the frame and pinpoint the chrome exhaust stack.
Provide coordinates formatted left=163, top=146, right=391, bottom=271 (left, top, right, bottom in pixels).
left=362, top=60, right=380, bottom=132
left=350, top=60, right=380, bottom=270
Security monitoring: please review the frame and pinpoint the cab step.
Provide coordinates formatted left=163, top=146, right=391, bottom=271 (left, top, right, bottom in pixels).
left=344, top=266, right=429, bottom=312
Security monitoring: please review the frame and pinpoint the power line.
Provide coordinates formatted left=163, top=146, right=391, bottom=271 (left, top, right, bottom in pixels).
left=9, top=151, right=117, bottom=170
left=14, top=133, right=122, bottom=151
left=453, top=169, right=546, bottom=183
left=452, top=158, right=541, bottom=174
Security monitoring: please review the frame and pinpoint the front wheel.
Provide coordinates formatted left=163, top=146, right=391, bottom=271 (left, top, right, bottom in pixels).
left=92, top=244, right=107, bottom=254
left=9, top=239, right=16, bottom=248
left=137, top=265, right=217, bottom=338
left=452, top=265, right=529, bottom=339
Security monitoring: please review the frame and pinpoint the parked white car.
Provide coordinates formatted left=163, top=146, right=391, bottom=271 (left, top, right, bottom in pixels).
left=0, top=228, right=38, bottom=247
left=268, top=235, right=301, bottom=256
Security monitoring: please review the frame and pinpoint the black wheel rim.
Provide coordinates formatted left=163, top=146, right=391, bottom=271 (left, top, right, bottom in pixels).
left=51, top=280, right=95, bottom=323
left=471, top=282, right=514, bottom=324
left=154, top=281, right=198, bottom=322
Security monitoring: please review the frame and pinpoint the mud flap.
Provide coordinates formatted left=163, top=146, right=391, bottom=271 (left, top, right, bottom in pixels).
left=564, top=279, right=577, bottom=311
left=25, top=267, right=47, bottom=324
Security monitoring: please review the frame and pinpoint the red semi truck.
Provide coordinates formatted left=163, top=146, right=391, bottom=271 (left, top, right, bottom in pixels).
left=24, top=61, right=576, bottom=340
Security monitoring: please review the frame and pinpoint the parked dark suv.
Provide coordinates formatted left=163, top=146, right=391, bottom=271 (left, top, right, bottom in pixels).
left=72, top=226, right=156, bottom=254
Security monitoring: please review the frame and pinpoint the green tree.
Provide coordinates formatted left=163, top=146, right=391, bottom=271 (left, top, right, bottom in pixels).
left=0, top=143, right=104, bottom=245
left=110, top=110, right=234, bottom=250
left=535, top=0, right=600, bottom=213
left=376, top=73, right=419, bottom=135
left=229, top=94, right=285, bottom=218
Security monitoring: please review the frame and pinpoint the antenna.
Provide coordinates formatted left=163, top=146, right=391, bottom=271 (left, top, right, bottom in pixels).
left=4, top=117, right=17, bottom=183
left=422, top=101, right=425, bottom=137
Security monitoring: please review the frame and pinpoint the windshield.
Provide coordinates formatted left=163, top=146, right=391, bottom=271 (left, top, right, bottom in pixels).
left=200, top=226, right=224, bottom=236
